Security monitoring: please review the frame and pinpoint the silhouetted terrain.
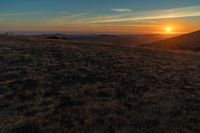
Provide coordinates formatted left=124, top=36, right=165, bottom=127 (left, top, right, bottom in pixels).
left=141, top=30, right=200, bottom=51
left=43, top=34, right=174, bottom=46
left=0, top=35, right=200, bottom=133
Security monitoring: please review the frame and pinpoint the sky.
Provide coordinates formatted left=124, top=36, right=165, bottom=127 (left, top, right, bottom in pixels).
left=1, top=0, right=200, bottom=34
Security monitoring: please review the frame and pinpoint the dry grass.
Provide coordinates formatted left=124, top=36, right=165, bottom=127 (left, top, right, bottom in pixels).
left=0, top=36, right=200, bottom=133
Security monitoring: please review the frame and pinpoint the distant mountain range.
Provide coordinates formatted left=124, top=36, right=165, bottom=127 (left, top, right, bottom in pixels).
left=141, top=30, right=200, bottom=51
left=44, top=34, right=175, bottom=46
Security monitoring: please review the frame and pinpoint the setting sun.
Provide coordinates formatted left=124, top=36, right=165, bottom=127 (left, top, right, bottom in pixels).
left=165, top=26, right=173, bottom=34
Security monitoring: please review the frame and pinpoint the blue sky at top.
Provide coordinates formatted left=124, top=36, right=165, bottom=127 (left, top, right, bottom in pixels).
left=1, top=0, right=200, bottom=12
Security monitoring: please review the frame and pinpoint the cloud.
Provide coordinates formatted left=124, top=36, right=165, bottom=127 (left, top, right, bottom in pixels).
left=38, top=12, right=90, bottom=28
left=0, top=12, right=43, bottom=17
left=59, top=11, right=70, bottom=15
left=68, top=12, right=89, bottom=18
left=91, top=5, right=200, bottom=24
left=111, top=8, right=132, bottom=13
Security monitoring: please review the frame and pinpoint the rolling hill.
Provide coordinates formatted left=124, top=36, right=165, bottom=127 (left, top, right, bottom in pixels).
left=141, top=30, right=200, bottom=51
left=43, top=34, right=174, bottom=46
left=0, top=35, right=200, bottom=132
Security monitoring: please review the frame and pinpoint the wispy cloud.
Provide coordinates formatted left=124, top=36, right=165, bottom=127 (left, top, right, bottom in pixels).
left=59, top=11, right=70, bottom=15
left=67, top=12, right=89, bottom=18
left=59, top=11, right=88, bottom=18
left=0, top=11, right=87, bottom=18
left=96, top=23, right=157, bottom=27
left=0, top=12, right=43, bottom=17
left=91, top=5, right=200, bottom=24
left=38, top=12, right=90, bottom=28
left=111, top=8, right=132, bottom=13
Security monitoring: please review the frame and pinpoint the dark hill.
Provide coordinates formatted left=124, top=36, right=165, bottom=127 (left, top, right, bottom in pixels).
left=141, top=30, right=200, bottom=51
left=42, top=34, right=174, bottom=46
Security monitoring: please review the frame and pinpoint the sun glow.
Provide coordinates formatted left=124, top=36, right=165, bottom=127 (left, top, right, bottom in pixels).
left=165, top=26, right=173, bottom=34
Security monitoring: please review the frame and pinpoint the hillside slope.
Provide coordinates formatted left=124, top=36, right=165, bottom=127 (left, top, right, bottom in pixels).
left=0, top=36, right=200, bottom=133
left=43, top=34, right=174, bottom=46
left=141, top=30, right=200, bottom=51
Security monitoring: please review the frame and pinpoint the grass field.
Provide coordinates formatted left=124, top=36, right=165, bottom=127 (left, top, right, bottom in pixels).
left=0, top=36, right=200, bottom=133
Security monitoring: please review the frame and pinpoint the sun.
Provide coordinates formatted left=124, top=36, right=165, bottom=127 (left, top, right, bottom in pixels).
left=165, top=26, right=173, bottom=34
